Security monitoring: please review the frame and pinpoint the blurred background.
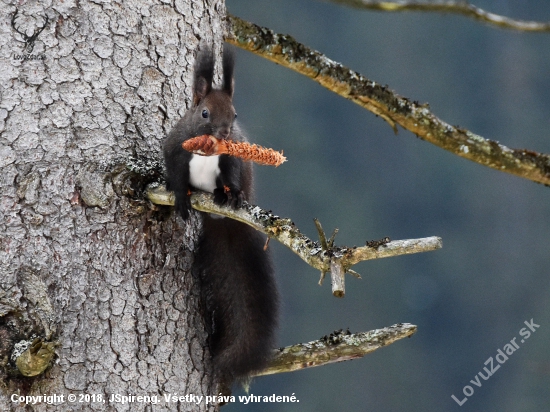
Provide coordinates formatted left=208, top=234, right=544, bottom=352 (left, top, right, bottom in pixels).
left=224, top=1, right=550, bottom=411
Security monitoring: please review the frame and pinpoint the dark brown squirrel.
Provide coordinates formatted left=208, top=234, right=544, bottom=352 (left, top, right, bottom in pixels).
left=163, top=45, right=279, bottom=384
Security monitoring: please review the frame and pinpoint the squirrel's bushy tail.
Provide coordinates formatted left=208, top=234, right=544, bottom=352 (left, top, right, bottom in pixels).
left=196, top=215, right=279, bottom=381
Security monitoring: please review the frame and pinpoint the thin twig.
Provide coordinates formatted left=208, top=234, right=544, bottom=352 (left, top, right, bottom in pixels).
left=226, top=15, right=550, bottom=186
left=326, top=0, right=550, bottom=32
left=255, top=323, right=417, bottom=376
left=314, top=218, right=329, bottom=251
left=146, top=185, right=442, bottom=296
left=330, top=260, right=346, bottom=297
left=314, top=218, right=330, bottom=288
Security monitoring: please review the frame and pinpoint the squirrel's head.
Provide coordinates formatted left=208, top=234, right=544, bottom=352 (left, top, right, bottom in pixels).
left=191, top=45, right=237, bottom=140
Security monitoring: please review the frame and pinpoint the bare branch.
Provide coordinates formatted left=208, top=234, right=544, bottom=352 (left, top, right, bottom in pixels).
left=226, top=15, right=550, bottom=186
left=255, top=323, right=417, bottom=376
left=146, top=185, right=442, bottom=296
left=325, top=1, right=550, bottom=32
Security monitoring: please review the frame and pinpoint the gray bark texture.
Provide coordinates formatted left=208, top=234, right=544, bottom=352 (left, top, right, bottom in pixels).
left=0, top=0, right=226, bottom=410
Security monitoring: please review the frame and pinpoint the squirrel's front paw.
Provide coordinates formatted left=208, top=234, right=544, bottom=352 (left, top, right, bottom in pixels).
left=214, top=186, right=244, bottom=209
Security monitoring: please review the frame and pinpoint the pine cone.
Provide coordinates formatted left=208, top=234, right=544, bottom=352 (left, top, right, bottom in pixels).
left=183, top=135, right=287, bottom=167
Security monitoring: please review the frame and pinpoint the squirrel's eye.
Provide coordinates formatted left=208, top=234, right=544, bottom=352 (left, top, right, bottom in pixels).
left=202, top=109, right=209, bottom=118
left=234, top=112, right=238, bottom=119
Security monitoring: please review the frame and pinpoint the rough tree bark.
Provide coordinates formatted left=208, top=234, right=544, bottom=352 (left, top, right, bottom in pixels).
left=0, top=1, right=226, bottom=410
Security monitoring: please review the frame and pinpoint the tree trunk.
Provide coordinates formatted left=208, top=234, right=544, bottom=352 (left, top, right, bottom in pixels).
left=0, top=1, right=225, bottom=410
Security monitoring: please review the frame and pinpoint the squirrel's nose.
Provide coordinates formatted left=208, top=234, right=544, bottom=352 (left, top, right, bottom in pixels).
left=217, top=127, right=230, bottom=140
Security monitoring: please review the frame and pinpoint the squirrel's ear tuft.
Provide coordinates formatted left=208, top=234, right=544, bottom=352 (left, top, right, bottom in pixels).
left=194, top=76, right=210, bottom=106
left=222, top=44, right=235, bottom=98
left=193, top=46, right=214, bottom=106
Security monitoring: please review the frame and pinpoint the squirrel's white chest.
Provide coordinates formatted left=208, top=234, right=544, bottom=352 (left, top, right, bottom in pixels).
left=189, top=154, right=220, bottom=193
